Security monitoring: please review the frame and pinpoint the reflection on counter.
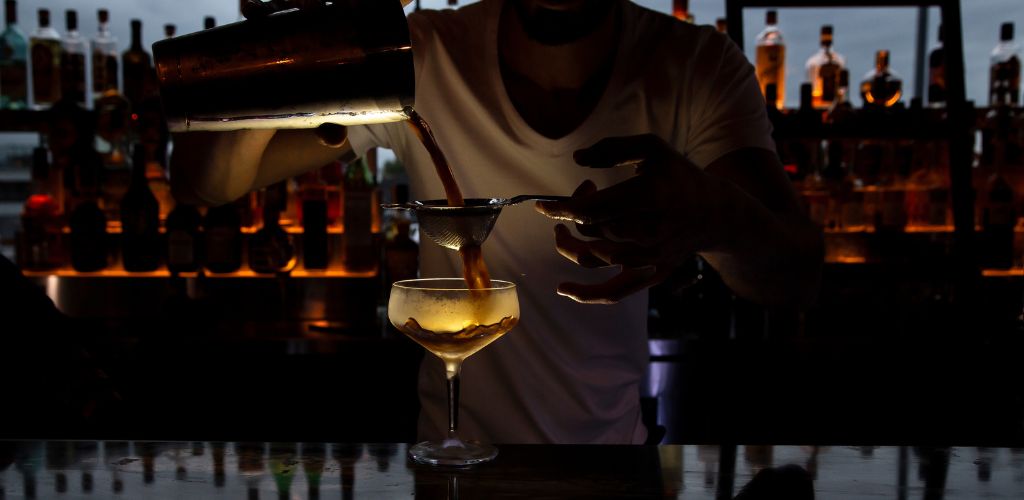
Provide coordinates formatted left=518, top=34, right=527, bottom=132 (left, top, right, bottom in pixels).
left=1, top=441, right=1023, bottom=499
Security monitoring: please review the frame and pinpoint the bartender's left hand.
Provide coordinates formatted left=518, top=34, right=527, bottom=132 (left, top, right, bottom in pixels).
left=535, top=134, right=722, bottom=304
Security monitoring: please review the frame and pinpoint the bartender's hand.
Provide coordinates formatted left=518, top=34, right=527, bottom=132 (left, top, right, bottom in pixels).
left=535, top=134, right=716, bottom=304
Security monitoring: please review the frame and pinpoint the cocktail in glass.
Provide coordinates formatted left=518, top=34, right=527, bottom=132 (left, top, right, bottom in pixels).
left=388, top=278, right=519, bottom=466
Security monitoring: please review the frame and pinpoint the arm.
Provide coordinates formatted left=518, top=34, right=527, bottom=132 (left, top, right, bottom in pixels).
left=170, top=126, right=351, bottom=206
left=699, top=147, right=823, bottom=308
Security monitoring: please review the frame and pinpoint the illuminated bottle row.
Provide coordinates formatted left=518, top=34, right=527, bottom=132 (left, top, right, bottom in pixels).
left=753, top=12, right=1021, bottom=110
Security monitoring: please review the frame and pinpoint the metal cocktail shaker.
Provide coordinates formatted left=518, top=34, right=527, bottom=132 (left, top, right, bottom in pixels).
left=152, top=0, right=414, bottom=132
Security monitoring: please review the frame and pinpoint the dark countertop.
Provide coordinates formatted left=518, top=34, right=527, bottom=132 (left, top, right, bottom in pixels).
left=1, top=441, right=1022, bottom=499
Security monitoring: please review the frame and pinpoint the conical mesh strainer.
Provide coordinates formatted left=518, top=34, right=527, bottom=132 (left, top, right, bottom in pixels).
left=382, top=195, right=569, bottom=250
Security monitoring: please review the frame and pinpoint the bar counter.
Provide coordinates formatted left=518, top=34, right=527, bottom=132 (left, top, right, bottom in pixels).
left=2, top=441, right=1022, bottom=499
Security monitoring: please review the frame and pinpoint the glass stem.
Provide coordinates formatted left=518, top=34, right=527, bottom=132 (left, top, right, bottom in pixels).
left=445, top=361, right=462, bottom=440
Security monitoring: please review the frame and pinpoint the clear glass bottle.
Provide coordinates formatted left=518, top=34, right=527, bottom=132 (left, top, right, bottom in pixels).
left=120, top=145, right=161, bottom=271
left=60, top=10, right=87, bottom=106
left=91, top=9, right=118, bottom=95
left=20, top=146, right=63, bottom=270
left=249, top=183, right=297, bottom=274
left=990, top=22, right=1021, bottom=107
left=29, top=8, right=62, bottom=109
left=0, top=0, right=28, bottom=109
left=860, top=50, right=903, bottom=108
left=755, top=10, right=786, bottom=109
left=121, top=19, right=150, bottom=110
left=805, top=25, right=845, bottom=110
left=928, top=24, right=946, bottom=106
left=343, top=156, right=375, bottom=271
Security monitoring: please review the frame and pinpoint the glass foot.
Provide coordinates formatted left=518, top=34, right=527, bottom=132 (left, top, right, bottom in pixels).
left=408, top=439, right=498, bottom=466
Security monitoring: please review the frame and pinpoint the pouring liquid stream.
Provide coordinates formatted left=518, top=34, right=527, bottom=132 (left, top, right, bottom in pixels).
left=405, top=107, right=492, bottom=291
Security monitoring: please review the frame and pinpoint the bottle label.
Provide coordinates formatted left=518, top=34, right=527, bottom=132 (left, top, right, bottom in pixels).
left=0, top=59, right=27, bottom=105
left=30, top=42, right=59, bottom=104
left=60, top=52, right=87, bottom=104
left=206, top=227, right=236, bottom=265
left=820, top=62, right=840, bottom=102
left=167, top=230, right=194, bottom=266
left=755, top=45, right=786, bottom=86
left=92, top=53, right=118, bottom=93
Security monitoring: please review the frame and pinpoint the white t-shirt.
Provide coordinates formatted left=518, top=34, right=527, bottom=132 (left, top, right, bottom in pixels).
left=348, top=0, right=774, bottom=444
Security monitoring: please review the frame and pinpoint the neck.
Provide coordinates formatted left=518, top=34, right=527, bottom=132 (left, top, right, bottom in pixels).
left=499, top=0, right=619, bottom=91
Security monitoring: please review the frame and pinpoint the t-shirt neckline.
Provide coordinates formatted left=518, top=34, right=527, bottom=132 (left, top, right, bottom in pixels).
left=485, top=0, right=629, bottom=155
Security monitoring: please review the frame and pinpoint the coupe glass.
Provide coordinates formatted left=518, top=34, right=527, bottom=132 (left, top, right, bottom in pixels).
left=388, top=278, right=519, bottom=466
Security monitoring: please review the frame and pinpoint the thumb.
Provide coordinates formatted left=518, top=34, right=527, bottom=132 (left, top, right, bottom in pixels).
left=315, top=123, right=348, bottom=148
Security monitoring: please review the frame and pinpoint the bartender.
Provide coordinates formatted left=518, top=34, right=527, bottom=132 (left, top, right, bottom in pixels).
left=172, top=0, right=822, bottom=444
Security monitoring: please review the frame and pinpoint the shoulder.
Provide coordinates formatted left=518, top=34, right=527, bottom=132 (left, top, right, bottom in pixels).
left=621, top=2, right=742, bottom=74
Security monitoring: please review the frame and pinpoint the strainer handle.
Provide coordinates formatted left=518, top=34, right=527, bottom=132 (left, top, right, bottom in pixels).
left=506, top=195, right=572, bottom=205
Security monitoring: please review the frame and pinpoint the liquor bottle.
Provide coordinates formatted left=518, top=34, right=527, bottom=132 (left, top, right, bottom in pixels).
left=29, top=8, right=62, bottom=109
left=860, top=50, right=903, bottom=108
left=20, top=146, right=63, bottom=270
left=302, top=180, right=329, bottom=269
left=672, top=0, right=694, bottom=23
left=990, top=22, right=1021, bottom=107
left=104, top=441, right=129, bottom=493
left=928, top=24, right=946, bottom=106
left=95, top=90, right=131, bottom=216
left=0, top=0, right=28, bottom=109
left=121, top=145, right=161, bottom=271
left=121, top=19, right=150, bottom=111
left=366, top=443, right=397, bottom=473
left=343, top=157, right=375, bottom=271
left=250, top=185, right=297, bottom=273
left=981, top=108, right=1016, bottom=269
left=59, top=10, right=86, bottom=106
left=874, top=143, right=908, bottom=233
left=791, top=83, right=823, bottom=180
left=164, top=24, right=176, bottom=39
left=715, top=18, right=727, bottom=35
left=204, top=16, right=216, bottom=30
left=805, top=25, right=846, bottom=110
left=384, top=184, right=418, bottom=283
left=91, top=9, right=118, bottom=95
left=68, top=197, right=108, bottom=272
left=303, top=443, right=325, bottom=499
left=145, top=143, right=174, bottom=219
left=269, top=443, right=297, bottom=500
left=204, top=202, right=242, bottom=273
left=755, top=10, right=785, bottom=109
left=211, top=442, right=226, bottom=487
left=166, top=202, right=201, bottom=273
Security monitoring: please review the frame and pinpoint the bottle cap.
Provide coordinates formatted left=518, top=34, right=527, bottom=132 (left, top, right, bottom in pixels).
left=821, top=25, right=833, bottom=36
left=131, top=19, right=142, bottom=34
left=65, top=9, right=77, bottom=31
left=37, top=8, right=49, bottom=27
left=5, top=1, right=17, bottom=25
left=876, top=49, right=890, bottom=68
left=766, top=10, right=777, bottom=25
left=204, top=16, right=216, bottom=30
left=164, top=23, right=176, bottom=37
left=1001, top=22, right=1014, bottom=42
left=98, top=8, right=109, bottom=24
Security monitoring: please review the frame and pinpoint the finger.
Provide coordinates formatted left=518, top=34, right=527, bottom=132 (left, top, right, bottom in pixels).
left=536, top=176, right=647, bottom=225
left=315, top=123, right=348, bottom=148
left=573, top=134, right=669, bottom=169
left=553, top=224, right=612, bottom=268
left=585, top=238, right=658, bottom=268
left=557, top=265, right=669, bottom=305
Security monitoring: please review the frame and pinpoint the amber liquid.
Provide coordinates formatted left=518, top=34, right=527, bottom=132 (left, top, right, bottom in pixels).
left=405, top=107, right=492, bottom=289
left=400, top=316, right=518, bottom=362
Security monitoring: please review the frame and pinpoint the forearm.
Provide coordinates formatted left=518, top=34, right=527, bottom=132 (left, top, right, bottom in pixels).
left=170, top=128, right=350, bottom=206
left=170, top=130, right=276, bottom=206
left=699, top=174, right=823, bottom=308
